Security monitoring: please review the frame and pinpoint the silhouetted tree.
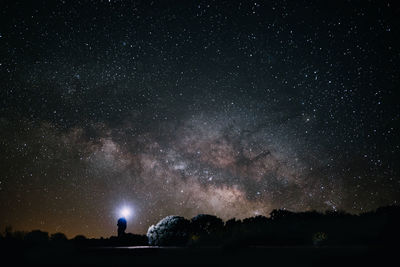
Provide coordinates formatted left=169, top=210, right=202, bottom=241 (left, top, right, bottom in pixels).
left=225, top=218, right=242, bottom=229
left=191, top=214, right=224, bottom=235
left=269, top=209, right=294, bottom=220
left=50, top=232, right=68, bottom=244
left=4, top=226, right=13, bottom=239
left=190, top=214, right=224, bottom=245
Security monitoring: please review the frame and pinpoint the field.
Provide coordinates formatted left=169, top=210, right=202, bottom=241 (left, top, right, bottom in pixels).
left=10, top=245, right=394, bottom=266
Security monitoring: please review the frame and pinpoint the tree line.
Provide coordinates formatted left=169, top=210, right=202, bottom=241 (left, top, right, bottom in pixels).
left=1, top=205, right=399, bottom=248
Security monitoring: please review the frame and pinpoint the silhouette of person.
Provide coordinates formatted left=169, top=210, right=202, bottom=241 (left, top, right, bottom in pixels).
left=117, top=217, right=127, bottom=238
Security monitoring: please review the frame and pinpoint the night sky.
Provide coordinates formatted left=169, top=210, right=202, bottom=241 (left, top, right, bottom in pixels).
left=1, top=0, right=399, bottom=238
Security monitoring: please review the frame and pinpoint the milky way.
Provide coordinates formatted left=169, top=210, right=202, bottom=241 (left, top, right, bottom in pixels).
left=0, top=0, right=399, bottom=237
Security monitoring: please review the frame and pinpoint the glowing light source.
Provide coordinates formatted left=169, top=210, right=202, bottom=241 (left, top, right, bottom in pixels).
left=119, top=206, right=132, bottom=219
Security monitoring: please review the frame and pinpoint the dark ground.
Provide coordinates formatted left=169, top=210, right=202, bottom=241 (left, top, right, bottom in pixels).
left=5, top=245, right=396, bottom=266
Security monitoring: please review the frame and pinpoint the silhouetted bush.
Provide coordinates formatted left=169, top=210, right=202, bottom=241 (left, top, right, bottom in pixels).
left=147, top=215, right=191, bottom=246
left=24, top=230, right=49, bottom=246
left=145, top=206, right=400, bottom=248
left=73, top=235, right=87, bottom=242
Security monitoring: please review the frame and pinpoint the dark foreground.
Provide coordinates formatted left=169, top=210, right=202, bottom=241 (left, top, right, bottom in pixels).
left=3, top=245, right=397, bottom=266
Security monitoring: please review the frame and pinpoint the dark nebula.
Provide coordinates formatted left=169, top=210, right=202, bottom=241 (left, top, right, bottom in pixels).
left=0, top=0, right=399, bottom=238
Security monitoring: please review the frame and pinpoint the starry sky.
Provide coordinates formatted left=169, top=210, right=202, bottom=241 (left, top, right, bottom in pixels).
left=0, top=0, right=399, bottom=238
